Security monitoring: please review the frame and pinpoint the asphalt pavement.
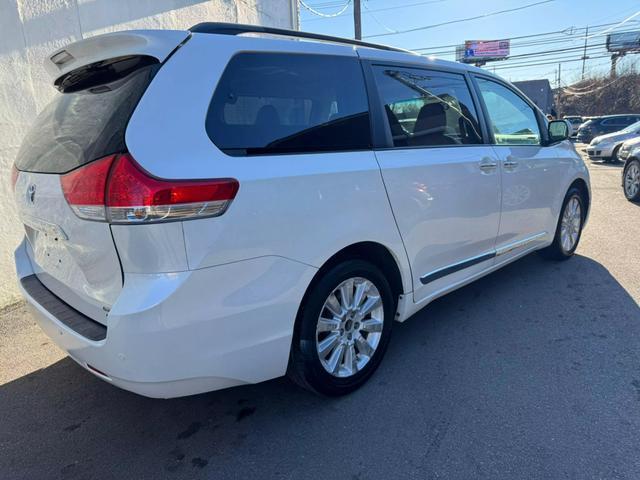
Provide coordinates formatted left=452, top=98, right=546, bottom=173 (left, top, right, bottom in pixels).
left=1, top=147, right=639, bottom=479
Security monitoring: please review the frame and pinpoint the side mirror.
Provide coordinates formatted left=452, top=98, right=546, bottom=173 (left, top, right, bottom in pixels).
left=548, top=120, right=569, bottom=143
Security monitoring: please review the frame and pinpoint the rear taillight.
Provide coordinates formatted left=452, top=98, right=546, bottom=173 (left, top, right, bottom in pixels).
left=61, top=153, right=239, bottom=224
left=60, top=155, right=113, bottom=221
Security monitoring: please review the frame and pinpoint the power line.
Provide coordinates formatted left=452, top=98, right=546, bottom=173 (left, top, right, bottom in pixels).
left=418, top=33, right=628, bottom=61
left=423, top=44, right=607, bottom=64
left=411, top=21, right=639, bottom=52
left=585, top=9, right=640, bottom=39
left=409, top=22, right=640, bottom=76
left=364, top=0, right=555, bottom=38
left=490, top=54, right=613, bottom=71
left=361, top=1, right=396, bottom=34
left=356, top=0, right=445, bottom=14
left=299, top=0, right=351, bottom=17
left=418, top=33, right=606, bottom=56
left=302, top=0, right=447, bottom=22
left=502, top=43, right=607, bottom=61
left=301, top=0, right=354, bottom=8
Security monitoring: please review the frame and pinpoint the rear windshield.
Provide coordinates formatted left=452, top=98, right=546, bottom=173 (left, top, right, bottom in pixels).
left=15, top=61, right=157, bottom=174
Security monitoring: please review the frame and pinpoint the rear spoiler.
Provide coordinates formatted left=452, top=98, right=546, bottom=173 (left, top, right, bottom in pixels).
left=44, top=30, right=190, bottom=85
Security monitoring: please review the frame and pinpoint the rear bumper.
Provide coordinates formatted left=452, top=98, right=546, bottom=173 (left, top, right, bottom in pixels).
left=15, top=239, right=317, bottom=398
left=20, top=274, right=107, bottom=341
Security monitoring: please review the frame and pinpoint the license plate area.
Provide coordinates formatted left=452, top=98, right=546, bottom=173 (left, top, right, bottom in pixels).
left=24, top=217, right=70, bottom=275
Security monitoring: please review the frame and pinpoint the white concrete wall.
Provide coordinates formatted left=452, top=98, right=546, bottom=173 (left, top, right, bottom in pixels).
left=0, top=0, right=296, bottom=306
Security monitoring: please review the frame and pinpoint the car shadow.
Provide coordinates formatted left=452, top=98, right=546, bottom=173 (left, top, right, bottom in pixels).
left=588, top=160, right=624, bottom=169
left=2, top=254, right=640, bottom=479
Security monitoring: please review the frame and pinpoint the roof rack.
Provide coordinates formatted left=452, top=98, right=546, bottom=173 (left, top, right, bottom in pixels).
left=189, top=22, right=411, bottom=54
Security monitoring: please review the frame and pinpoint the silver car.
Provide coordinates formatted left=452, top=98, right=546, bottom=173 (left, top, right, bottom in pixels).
left=621, top=137, right=640, bottom=202
left=586, top=121, right=640, bottom=163
left=618, top=136, right=640, bottom=163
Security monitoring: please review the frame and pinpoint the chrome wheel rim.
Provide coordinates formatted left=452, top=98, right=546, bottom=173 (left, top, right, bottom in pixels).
left=625, top=163, right=640, bottom=198
left=315, top=277, right=384, bottom=378
left=560, top=196, right=582, bottom=253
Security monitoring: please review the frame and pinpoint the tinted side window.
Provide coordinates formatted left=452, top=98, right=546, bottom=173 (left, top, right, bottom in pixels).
left=476, top=78, right=541, bottom=146
left=206, top=53, right=371, bottom=156
left=603, top=117, right=629, bottom=126
left=373, top=66, right=482, bottom=147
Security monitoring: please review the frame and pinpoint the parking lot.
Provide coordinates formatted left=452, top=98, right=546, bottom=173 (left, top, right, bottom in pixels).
left=1, top=146, right=639, bottom=479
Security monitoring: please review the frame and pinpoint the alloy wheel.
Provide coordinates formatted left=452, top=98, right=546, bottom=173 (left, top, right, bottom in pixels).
left=315, top=277, right=384, bottom=378
left=625, top=163, right=640, bottom=199
left=560, top=196, right=582, bottom=253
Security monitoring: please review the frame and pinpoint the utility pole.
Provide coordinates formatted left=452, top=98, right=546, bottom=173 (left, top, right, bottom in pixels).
left=557, top=63, right=562, bottom=118
left=354, top=0, right=362, bottom=40
left=581, top=25, right=589, bottom=80
left=610, top=53, right=623, bottom=78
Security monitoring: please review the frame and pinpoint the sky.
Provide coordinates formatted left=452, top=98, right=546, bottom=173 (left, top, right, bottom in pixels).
left=299, top=0, right=640, bottom=86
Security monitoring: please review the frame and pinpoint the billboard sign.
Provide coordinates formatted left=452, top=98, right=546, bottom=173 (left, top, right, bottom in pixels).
left=606, top=31, right=640, bottom=53
left=462, top=40, right=510, bottom=63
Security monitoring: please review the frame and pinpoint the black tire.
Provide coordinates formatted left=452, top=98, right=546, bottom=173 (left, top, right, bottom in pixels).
left=539, top=187, right=586, bottom=261
left=288, top=259, right=395, bottom=396
left=623, top=159, right=640, bottom=202
left=609, top=145, right=621, bottom=164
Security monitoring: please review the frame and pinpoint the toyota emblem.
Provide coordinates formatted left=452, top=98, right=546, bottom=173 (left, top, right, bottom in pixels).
left=27, top=184, right=36, bottom=204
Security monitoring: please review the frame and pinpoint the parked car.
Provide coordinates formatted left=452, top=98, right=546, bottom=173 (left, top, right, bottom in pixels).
left=11, top=23, right=591, bottom=398
left=618, top=136, right=640, bottom=163
left=576, top=114, right=640, bottom=144
left=586, top=120, right=640, bottom=163
left=563, top=116, right=583, bottom=138
left=621, top=137, right=640, bottom=202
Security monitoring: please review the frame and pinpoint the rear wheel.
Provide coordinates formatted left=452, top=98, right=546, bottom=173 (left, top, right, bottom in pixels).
left=623, top=159, right=640, bottom=202
left=539, top=187, right=585, bottom=260
left=288, top=260, right=394, bottom=396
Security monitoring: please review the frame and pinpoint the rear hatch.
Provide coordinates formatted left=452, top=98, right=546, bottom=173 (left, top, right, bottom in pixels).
left=13, top=31, right=189, bottom=324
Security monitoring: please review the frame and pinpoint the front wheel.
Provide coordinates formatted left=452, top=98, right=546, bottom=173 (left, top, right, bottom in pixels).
left=539, top=187, right=585, bottom=260
left=609, top=145, right=621, bottom=163
left=623, top=159, right=640, bottom=202
left=288, top=260, right=395, bottom=396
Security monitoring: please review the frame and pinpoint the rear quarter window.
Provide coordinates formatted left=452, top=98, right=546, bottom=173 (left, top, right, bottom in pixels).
left=206, top=53, right=371, bottom=156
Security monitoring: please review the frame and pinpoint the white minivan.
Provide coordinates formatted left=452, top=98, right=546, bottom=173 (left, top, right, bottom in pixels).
left=12, top=23, right=590, bottom=398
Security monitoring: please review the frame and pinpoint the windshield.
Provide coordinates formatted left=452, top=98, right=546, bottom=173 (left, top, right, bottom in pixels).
left=621, top=121, right=640, bottom=133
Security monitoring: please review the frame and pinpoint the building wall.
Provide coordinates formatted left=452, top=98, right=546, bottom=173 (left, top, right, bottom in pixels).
left=0, top=0, right=296, bottom=306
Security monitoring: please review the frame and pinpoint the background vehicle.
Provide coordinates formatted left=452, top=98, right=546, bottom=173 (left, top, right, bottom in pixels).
left=618, top=136, right=640, bottom=163
left=563, top=116, right=583, bottom=138
left=576, top=114, right=640, bottom=143
left=586, top=120, right=640, bottom=163
left=622, top=138, right=640, bottom=202
left=12, top=24, right=590, bottom=398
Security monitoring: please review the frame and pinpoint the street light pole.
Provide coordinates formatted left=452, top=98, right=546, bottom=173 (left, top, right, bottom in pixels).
left=354, top=0, right=362, bottom=40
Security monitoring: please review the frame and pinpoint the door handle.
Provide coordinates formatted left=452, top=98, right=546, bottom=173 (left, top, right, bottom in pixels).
left=479, top=157, right=498, bottom=173
left=503, top=156, right=519, bottom=169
